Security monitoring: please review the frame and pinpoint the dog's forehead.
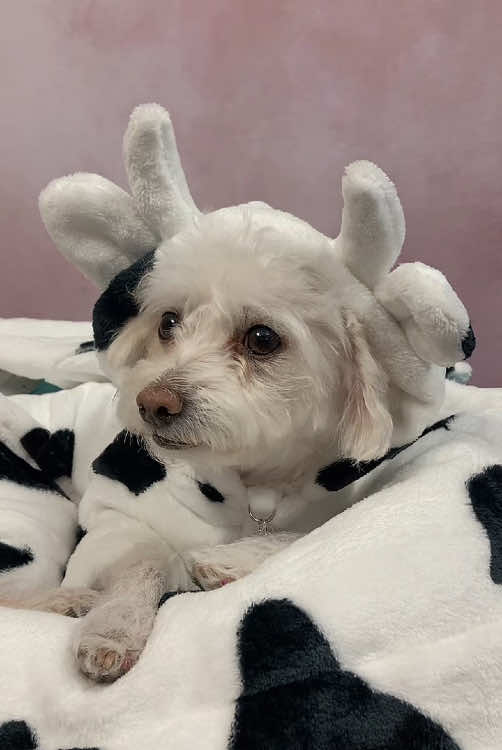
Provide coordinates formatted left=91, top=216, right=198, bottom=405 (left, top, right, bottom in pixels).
left=164, top=204, right=330, bottom=263
left=146, top=204, right=336, bottom=305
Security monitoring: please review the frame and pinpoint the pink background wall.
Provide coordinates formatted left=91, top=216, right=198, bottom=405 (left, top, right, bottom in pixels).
left=1, top=1, right=501, bottom=385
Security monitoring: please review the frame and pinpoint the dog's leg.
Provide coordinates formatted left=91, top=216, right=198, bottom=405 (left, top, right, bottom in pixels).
left=74, top=544, right=191, bottom=683
left=0, top=586, right=102, bottom=617
left=187, top=532, right=301, bottom=590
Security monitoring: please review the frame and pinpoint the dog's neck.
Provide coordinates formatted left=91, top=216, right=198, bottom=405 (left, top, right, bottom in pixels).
left=234, top=438, right=338, bottom=491
left=160, top=435, right=334, bottom=492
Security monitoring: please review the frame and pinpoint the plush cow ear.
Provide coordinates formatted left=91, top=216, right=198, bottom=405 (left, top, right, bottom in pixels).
left=335, top=160, right=405, bottom=290
left=123, top=103, right=200, bottom=240
left=376, top=262, right=474, bottom=366
left=39, top=173, right=157, bottom=289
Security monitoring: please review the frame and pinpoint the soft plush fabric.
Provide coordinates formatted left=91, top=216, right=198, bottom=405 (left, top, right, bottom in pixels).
left=0, top=317, right=103, bottom=388
left=0, top=364, right=502, bottom=747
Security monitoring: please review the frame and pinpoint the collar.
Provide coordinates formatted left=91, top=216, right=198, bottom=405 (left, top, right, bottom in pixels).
left=316, top=415, right=455, bottom=492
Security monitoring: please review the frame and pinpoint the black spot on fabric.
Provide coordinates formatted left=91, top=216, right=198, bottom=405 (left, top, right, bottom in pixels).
left=420, top=416, right=454, bottom=438
left=0, top=720, right=37, bottom=749
left=93, top=250, right=156, bottom=350
left=0, top=720, right=101, bottom=750
left=21, top=428, right=74, bottom=480
left=75, top=525, right=87, bottom=545
left=445, top=366, right=454, bottom=378
left=158, top=591, right=180, bottom=607
left=158, top=589, right=201, bottom=608
left=230, top=599, right=460, bottom=750
left=0, top=542, right=34, bottom=572
left=317, top=415, right=455, bottom=492
left=197, top=481, right=225, bottom=503
left=0, top=439, right=68, bottom=498
left=158, top=590, right=193, bottom=608
left=62, top=525, right=88, bottom=580
left=467, top=465, right=502, bottom=584
left=75, top=340, right=96, bottom=354
left=461, top=323, right=476, bottom=359
left=92, top=430, right=166, bottom=495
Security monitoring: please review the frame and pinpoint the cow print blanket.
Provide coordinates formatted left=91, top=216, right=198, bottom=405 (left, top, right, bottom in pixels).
left=0, top=328, right=502, bottom=748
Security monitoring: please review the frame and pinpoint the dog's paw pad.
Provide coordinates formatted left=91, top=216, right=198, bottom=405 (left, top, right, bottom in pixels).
left=192, top=563, right=236, bottom=590
left=76, top=637, right=138, bottom=683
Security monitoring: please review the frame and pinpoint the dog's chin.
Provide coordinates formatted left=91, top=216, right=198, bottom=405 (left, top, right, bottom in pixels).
left=151, top=432, right=201, bottom=451
left=143, top=429, right=242, bottom=467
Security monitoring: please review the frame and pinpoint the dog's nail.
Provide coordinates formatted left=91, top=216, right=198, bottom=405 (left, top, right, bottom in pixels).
left=100, top=648, right=118, bottom=671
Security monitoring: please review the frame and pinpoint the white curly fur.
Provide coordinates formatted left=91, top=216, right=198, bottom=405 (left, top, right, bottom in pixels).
left=27, top=106, right=473, bottom=684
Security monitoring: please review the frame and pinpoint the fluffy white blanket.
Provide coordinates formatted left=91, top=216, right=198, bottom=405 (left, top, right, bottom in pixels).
left=0, top=321, right=501, bottom=750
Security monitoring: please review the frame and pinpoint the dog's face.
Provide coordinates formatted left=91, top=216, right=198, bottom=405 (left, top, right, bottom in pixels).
left=95, top=206, right=393, bottom=475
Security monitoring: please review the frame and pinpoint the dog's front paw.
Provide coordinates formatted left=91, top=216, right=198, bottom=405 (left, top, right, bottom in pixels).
left=188, top=532, right=302, bottom=590
left=192, top=562, right=236, bottom=590
left=74, top=599, right=154, bottom=683
left=76, top=634, right=139, bottom=683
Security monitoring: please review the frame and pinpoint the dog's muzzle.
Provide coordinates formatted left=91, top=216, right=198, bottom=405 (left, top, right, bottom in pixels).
left=136, top=385, right=184, bottom=428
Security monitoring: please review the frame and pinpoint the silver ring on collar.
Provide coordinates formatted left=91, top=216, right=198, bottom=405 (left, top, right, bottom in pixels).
left=248, top=505, right=276, bottom=535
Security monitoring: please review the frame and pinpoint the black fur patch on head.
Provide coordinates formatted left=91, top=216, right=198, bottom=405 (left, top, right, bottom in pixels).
left=92, top=430, right=166, bottom=496
left=0, top=439, right=68, bottom=498
left=230, top=599, right=460, bottom=749
left=317, top=415, right=455, bottom=492
left=92, top=250, right=156, bottom=351
left=0, top=720, right=37, bottom=749
left=197, top=481, right=225, bottom=503
left=467, top=465, right=502, bottom=584
left=21, top=428, right=74, bottom=480
left=461, top=323, right=476, bottom=359
left=0, top=542, right=34, bottom=572
left=75, top=340, right=96, bottom=355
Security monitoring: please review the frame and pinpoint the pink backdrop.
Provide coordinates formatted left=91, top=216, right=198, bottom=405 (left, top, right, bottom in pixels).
left=1, top=1, right=501, bottom=385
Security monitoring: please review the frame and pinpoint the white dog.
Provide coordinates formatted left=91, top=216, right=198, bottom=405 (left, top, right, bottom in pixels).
left=6, top=104, right=473, bottom=683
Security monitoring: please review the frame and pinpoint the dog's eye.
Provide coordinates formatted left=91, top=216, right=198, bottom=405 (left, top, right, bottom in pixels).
left=244, top=325, right=281, bottom=356
left=159, top=311, right=179, bottom=340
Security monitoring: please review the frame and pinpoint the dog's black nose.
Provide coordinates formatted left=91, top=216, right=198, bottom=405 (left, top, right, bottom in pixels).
left=136, top=385, right=183, bottom=426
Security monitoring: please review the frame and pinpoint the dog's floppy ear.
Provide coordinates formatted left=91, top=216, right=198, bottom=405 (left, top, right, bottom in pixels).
left=39, top=173, right=157, bottom=290
left=337, top=309, right=393, bottom=462
left=123, top=103, right=200, bottom=240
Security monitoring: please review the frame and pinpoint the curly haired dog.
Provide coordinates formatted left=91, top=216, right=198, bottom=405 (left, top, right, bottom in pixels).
left=2, top=105, right=474, bottom=683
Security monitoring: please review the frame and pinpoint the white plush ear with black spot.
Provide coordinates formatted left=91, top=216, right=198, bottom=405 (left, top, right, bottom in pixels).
left=123, top=103, right=200, bottom=240
left=39, top=173, right=157, bottom=289
left=376, top=262, right=474, bottom=366
left=334, top=160, right=405, bottom=290
left=40, top=103, right=199, bottom=289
